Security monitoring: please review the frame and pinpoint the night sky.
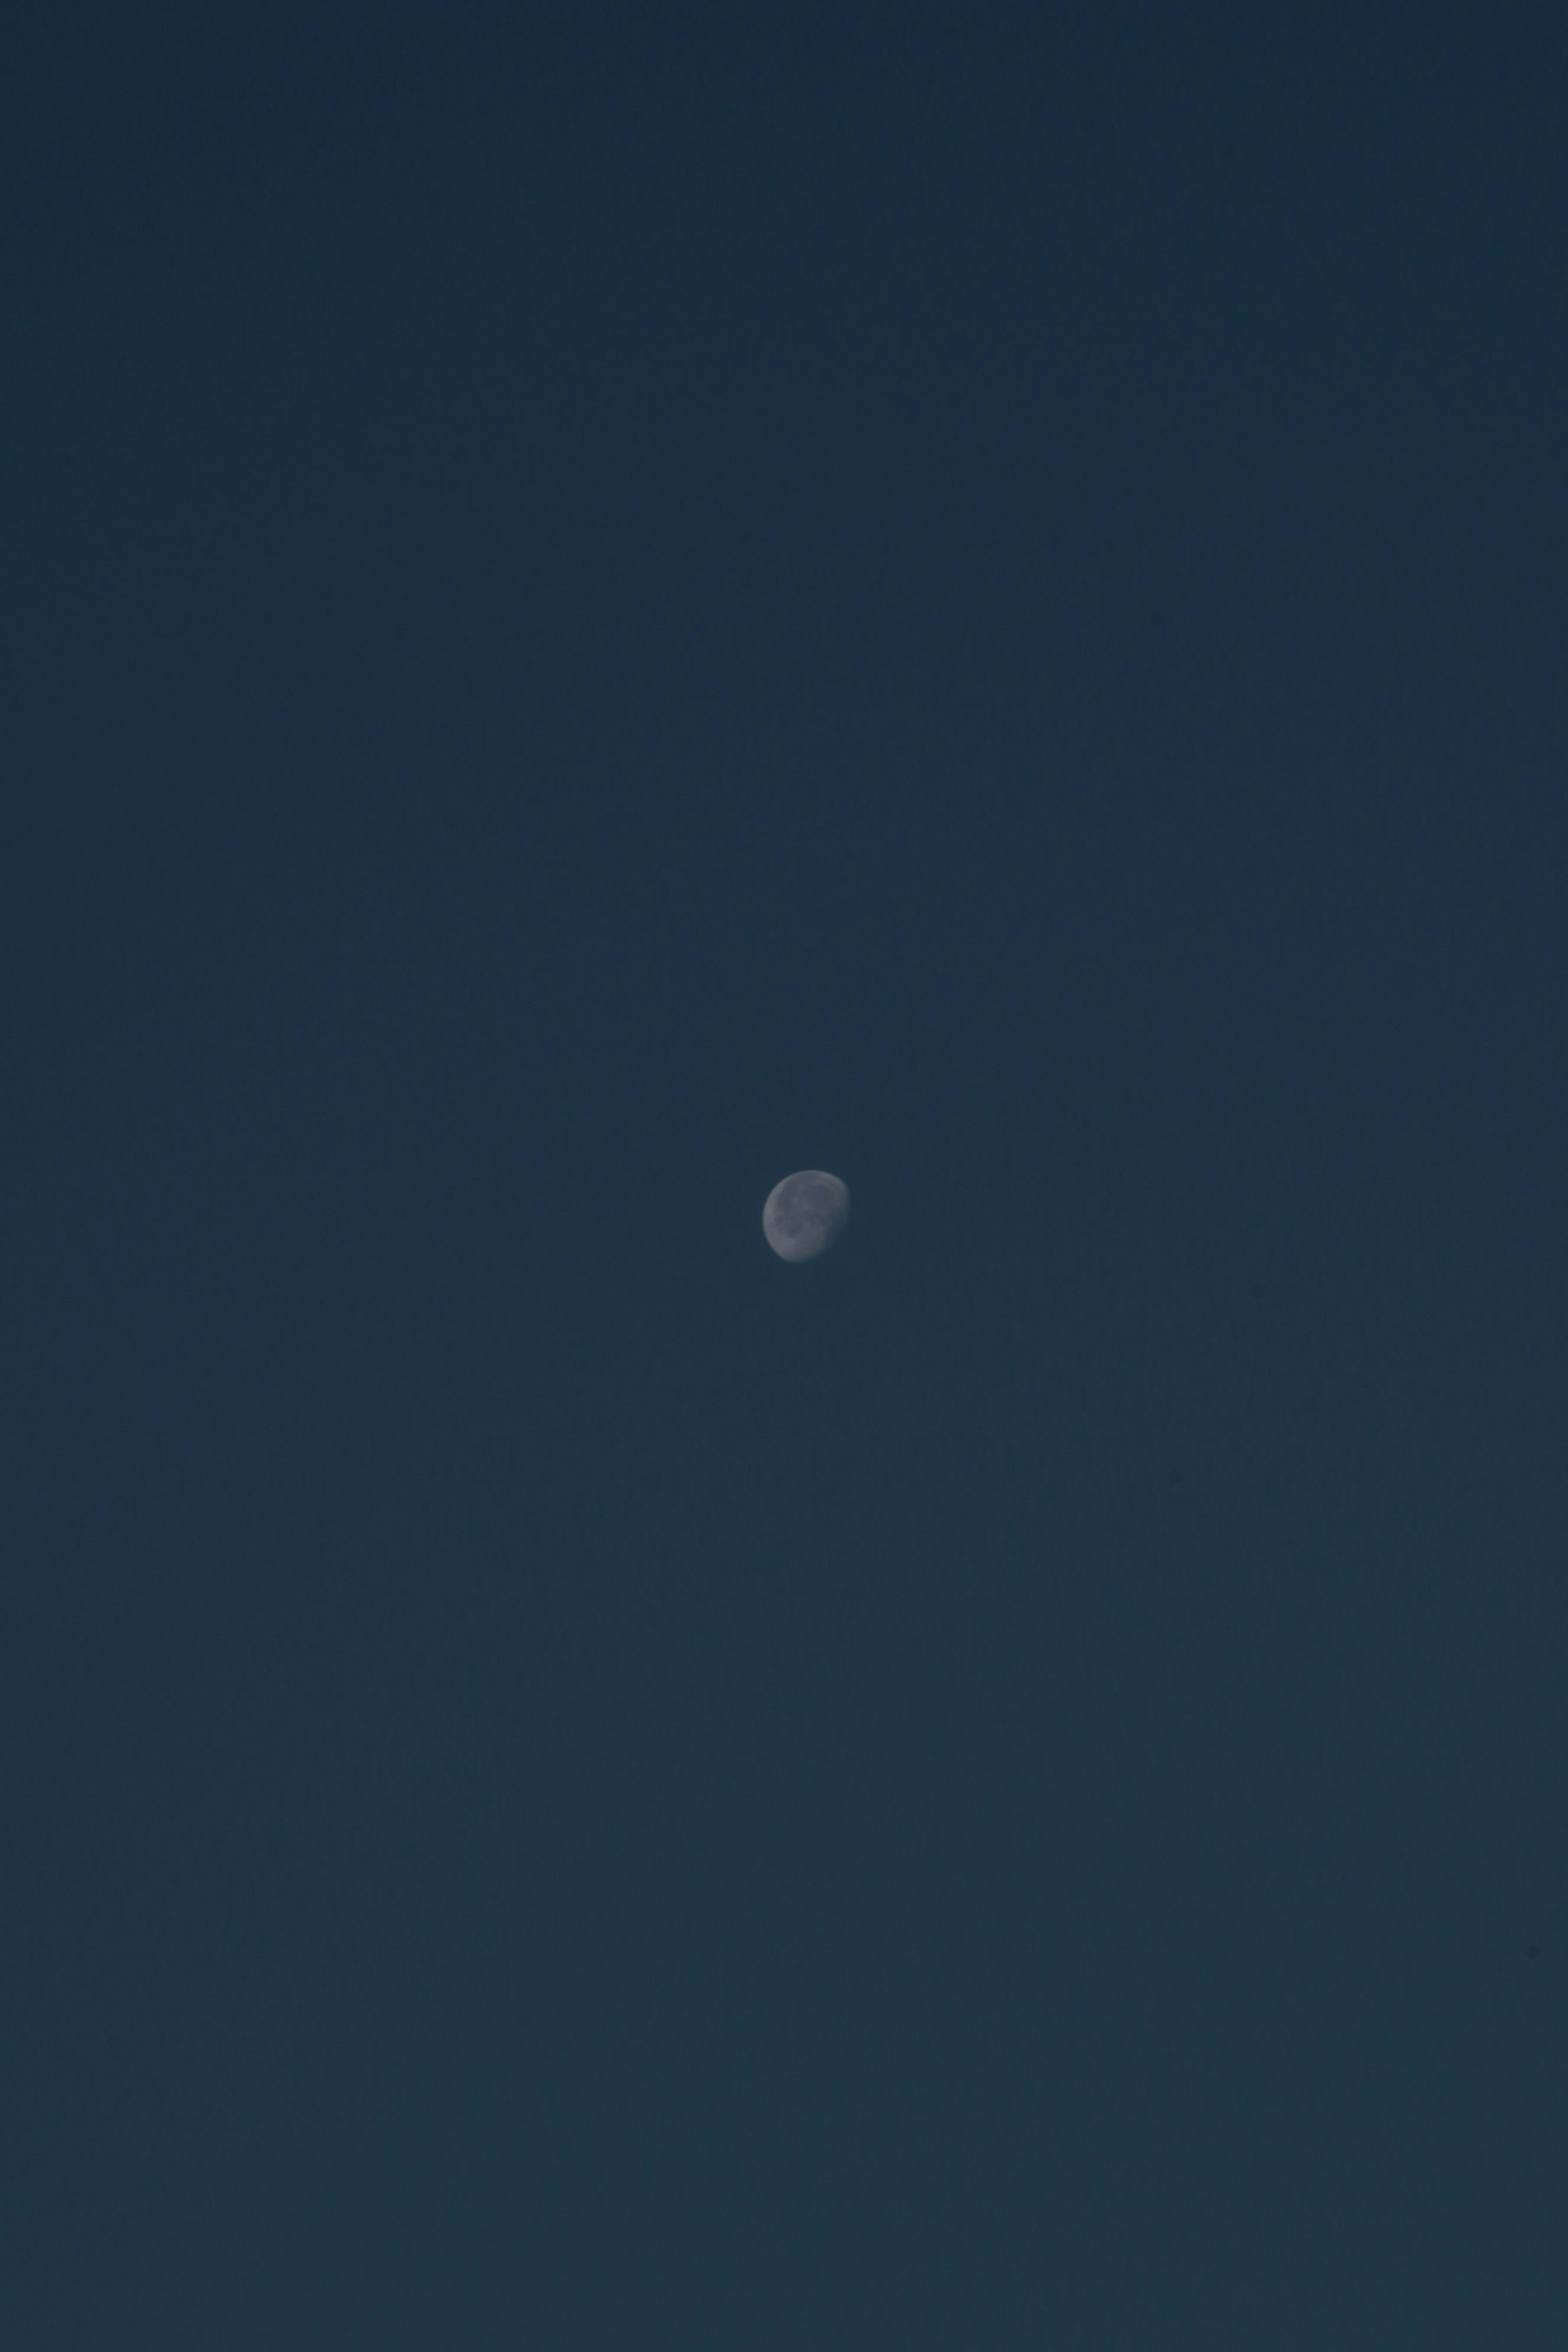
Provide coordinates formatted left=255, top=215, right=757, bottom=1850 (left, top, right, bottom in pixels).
left=5, top=6, right=1566, bottom=2344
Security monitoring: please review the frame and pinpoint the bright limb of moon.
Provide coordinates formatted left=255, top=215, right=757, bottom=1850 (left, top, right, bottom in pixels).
left=762, top=1170, right=850, bottom=1262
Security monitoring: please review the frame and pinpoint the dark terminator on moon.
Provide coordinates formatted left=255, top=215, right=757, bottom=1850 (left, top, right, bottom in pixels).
left=762, top=1170, right=851, bottom=1262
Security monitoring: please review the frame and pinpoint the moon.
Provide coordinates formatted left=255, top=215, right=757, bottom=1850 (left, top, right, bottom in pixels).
left=762, top=1170, right=851, bottom=1262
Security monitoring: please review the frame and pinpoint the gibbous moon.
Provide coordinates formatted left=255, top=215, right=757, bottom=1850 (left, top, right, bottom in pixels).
left=762, top=1170, right=850, bottom=1262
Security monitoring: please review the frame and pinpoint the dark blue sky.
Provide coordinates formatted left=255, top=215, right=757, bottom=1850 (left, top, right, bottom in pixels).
left=4, top=6, right=1565, bottom=2344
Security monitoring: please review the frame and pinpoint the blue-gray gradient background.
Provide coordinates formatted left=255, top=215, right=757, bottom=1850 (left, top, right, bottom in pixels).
left=4, top=6, right=1565, bottom=2344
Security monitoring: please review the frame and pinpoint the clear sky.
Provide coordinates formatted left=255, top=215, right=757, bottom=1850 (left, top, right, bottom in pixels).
left=4, top=5, right=1565, bottom=2344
